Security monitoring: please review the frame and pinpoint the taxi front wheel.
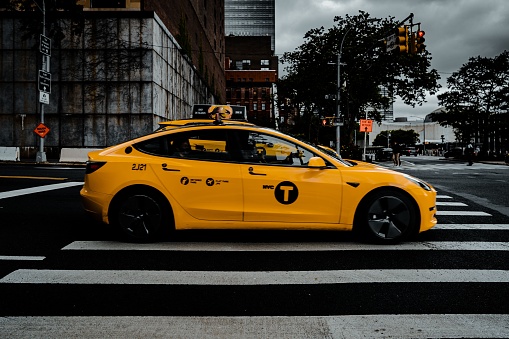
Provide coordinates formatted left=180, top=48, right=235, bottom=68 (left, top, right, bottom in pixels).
left=110, top=189, right=170, bottom=242
left=354, top=189, right=419, bottom=244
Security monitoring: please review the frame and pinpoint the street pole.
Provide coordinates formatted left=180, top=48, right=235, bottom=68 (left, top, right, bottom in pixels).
left=335, top=52, right=341, bottom=156
left=36, top=0, right=47, bottom=163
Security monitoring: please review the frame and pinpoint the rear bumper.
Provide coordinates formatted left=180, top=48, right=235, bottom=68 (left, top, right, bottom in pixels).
left=80, top=187, right=111, bottom=224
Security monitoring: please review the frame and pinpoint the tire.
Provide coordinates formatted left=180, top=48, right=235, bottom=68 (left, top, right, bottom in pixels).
left=354, top=189, right=419, bottom=244
left=110, top=189, right=170, bottom=242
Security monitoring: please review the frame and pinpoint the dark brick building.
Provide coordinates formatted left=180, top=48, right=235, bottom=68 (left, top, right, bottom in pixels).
left=225, top=36, right=277, bottom=126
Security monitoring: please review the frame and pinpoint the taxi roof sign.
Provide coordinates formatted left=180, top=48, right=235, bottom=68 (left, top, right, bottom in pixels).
left=192, top=104, right=247, bottom=120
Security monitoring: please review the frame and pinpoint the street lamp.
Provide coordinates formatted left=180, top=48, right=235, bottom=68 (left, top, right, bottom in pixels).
left=332, top=18, right=380, bottom=156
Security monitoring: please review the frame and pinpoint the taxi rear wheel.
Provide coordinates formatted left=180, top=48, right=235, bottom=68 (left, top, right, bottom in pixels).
left=110, top=188, right=171, bottom=242
left=355, top=189, right=419, bottom=244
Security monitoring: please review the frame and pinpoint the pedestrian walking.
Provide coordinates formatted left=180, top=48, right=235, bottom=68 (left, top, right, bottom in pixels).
left=466, top=142, right=474, bottom=166
left=392, top=141, right=401, bottom=166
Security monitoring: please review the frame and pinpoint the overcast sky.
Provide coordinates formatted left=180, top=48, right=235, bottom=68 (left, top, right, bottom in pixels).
left=274, top=0, right=509, bottom=119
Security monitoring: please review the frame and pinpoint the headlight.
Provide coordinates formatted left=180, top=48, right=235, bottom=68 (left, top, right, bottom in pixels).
left=404, top=175, right=432, bottom=191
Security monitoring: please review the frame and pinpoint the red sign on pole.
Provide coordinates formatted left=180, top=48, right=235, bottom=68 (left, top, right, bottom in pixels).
left=359, top=119, right=373, bottom=133
left=34, top=122, right=50, bottom=138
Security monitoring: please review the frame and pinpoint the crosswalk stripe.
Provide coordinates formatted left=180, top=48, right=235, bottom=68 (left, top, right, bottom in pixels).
left=436, top=211, right=491, bottom=216
left=434, top=224, right=509, bottom=230
left=436, top=195, right=453, bottom=199
left=1, top=269, right=508, bottom=285
left=436, top=202, right=467, bottom=206
left=0, top=315, right=507, bottom=338
left=0, top=256, right=45, bottom=261
left=62, top=241, right=509, bottom=251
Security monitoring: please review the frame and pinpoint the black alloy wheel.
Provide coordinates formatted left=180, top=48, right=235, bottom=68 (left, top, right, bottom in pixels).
left=114, top=193, right=166, bottom=242
left=356, top=190, right=419, bottom=244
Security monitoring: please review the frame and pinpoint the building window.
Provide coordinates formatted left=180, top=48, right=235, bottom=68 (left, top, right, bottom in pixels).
left=253, top=103, right=258, bottom=111
left=242, top=60, right=251, bottom=65
left=261, top=103, right=266, bottom=110
left=261, top=59, right=269, bottom=66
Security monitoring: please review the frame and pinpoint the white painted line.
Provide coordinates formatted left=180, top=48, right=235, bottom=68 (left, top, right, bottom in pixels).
left=436, top=195, right=453, bottom=199
left=62, top=241, right=509, bottom=252
left=0, top=256, right=45, bottom=261
left=434, top=224, right=509, bottom=230
left=2, top=269, right=508, bottom=285
left=436, top=202, right=468, bottom=206
left=0, top=182, right=84, bottom=200
left=0, top=315, right=507, bottom=339
left=437, top=211, right=491, bottom=216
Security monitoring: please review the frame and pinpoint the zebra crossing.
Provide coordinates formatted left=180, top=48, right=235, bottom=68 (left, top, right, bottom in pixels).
left=1, top=193, right=509, bottom=338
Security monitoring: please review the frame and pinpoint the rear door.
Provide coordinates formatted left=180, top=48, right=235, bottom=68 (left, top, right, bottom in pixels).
left=135, top=128, right=243, bottom=221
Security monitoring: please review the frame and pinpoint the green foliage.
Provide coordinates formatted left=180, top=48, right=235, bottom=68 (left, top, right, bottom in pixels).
left=432, top=51, right=509, bottom=146
left=277, top=11, right=441, bottom=148
left=372, top=129, right=419, bottom=146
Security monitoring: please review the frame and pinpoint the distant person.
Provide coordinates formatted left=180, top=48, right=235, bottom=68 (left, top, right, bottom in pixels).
left=392, top=142, right=401, bottom=166
left=466, top=142, right=474, bottom=166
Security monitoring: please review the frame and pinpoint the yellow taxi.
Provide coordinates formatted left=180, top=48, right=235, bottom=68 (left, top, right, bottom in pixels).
left=81, top=105, right=437, bottom=244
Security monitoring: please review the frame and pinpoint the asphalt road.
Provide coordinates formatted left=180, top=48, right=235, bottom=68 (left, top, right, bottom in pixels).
left=0, top=157, right=508, bottom=338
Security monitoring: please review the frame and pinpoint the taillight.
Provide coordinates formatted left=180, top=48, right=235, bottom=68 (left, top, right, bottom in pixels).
left=85, top=161, right=106, bottom=174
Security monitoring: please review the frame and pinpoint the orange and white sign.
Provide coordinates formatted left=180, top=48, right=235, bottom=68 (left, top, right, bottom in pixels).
left=34, top=122, right=50, bottom=138
left=359, top=119, right=373, bottom=133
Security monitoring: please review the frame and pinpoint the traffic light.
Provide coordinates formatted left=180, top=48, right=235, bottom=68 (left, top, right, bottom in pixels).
left=415, top=30, right=426, bottom=53
left=396, top=27, right=408, bottom=53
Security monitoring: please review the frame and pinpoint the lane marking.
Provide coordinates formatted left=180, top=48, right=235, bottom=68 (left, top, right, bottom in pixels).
left=434, top=224, right=509, bottom=230
left=0, top=175, right=67, bottom=180
left=0, top=182, right=84, bottom=200
left=62, top=241, right=509, bottom=252
left=0, top=315, right=507, bottom=338
left=436, top=202, right=467, bottom=206
left=2, top=269, right=509, bottom=285
left=436, top=211, right=491, bottom=216
left=0, top=256, right=45, bottom=261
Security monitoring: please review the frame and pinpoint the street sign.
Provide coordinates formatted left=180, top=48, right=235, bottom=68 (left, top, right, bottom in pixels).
left=40, top=34, right=51, bottom=56
left=360, top=119, right=373, bottom=132
left=34, top=122, right=50, bottom=138
left=386, top=34, right=398, bottom=52
left=38, top=70, right=51, bottom=94
left=39, top=91, right=50, bottom=104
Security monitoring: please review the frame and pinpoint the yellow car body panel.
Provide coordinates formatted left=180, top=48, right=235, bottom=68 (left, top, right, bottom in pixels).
left=81, top=122, right=437, bottom=241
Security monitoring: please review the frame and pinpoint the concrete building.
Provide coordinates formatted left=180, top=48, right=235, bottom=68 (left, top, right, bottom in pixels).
left=0, top=0, right=224, bottom=160
left=369, top=111, right=456, bottom=153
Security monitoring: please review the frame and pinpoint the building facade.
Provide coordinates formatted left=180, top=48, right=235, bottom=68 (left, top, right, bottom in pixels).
left=0, top=0, right=224, bottom=160
left=225, top=36, right=277, bottom=126
left=225, top=0, right=275, bottom=52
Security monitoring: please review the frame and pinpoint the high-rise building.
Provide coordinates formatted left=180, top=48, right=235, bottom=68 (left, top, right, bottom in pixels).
left=225, top=0, right=275, bottom=52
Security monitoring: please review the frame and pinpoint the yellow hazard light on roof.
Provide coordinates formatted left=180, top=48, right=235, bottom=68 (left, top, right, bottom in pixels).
left=208, top=105, right=233, bottom=120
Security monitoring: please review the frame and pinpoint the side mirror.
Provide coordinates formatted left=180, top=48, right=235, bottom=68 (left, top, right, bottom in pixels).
left=308, top=156, right=327, bottom=168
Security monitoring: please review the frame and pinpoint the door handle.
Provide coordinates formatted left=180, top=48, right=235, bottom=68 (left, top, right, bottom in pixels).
left=161, top=163, right=180, bottom=172
left=248, top=166, right=266, bottom=176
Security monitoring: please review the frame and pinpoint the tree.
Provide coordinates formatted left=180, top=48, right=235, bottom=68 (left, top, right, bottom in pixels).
left=372, top=129, right=419, bottom=147
left=432, top=51, right=509, bottom=153
left=278, top=11, right=441, bottom=148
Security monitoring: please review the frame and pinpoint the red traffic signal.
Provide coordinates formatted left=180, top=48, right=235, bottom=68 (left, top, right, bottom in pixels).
left=416, top=30, right=426, bottom=53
